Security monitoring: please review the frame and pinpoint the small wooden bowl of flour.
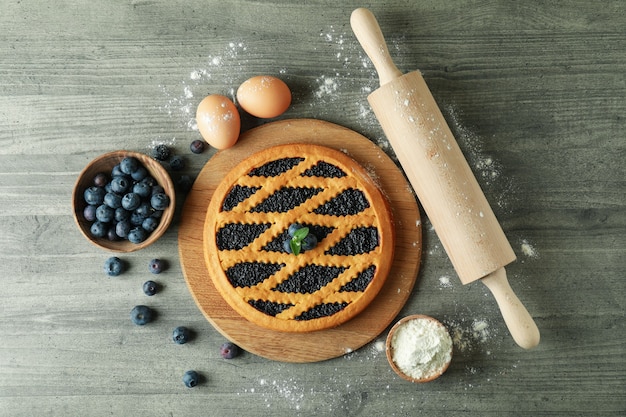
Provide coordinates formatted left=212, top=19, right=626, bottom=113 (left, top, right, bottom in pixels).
left=386, top=315, right=453, bottom=383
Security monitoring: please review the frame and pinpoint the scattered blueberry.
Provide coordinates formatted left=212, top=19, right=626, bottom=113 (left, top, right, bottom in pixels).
left=190, top=139, right=205, bottom=154
left=176, top=175, right=193, bottom=193
left=169, top=155, right=185, bottom=171
left=130, top=305, right=153, bottom=325
left=103, top=256, right=124, bottom=276
left=148, top=258, right=165, bottom=274
left=84, top=186, right=105, bottom=205
left=220, top=342, right=240, bottom=359
left=182, top=370, right=199, bottom=388
left=120, top=157, right=140, bottom=175
left=150, top=193, right=170, bottom=210
left=172, top=326, right=191, bottom=344
left=142, top=280, right=159, bottom=296
left=152, top=144, right=170, bottom=161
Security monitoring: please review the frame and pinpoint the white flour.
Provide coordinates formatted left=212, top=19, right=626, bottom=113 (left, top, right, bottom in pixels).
left=520, top=239, right=539, bottom=259
left=390, top=318, right=452, bottom=380
left=438, top=275, right=453, bottom=288
left=314, top=75, right=340, bottom=99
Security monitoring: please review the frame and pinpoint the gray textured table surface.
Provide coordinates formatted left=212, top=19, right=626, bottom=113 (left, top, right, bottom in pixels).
left=1, top=1, right=624, bottom=416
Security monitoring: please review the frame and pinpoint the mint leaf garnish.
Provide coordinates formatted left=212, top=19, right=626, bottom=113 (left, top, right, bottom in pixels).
left=289, top=227, right=309, bottom=256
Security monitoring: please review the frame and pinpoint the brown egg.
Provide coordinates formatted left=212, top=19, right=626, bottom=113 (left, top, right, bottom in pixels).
left=196, top=95, right=241, bottom=149
left=236, top=75, right=291, bottom=118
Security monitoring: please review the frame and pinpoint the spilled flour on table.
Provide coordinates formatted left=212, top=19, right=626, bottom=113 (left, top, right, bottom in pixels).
left=438, top=275, right=454, bottom=289
left=520, top=238, right=539, bottom=260
left=445, top=317, right=495, bottom=354
left=158, top=40, right=250, bottom=133
left=343, top=337, right=387, bottom=363
left=314, top=75, right=340, bottom=100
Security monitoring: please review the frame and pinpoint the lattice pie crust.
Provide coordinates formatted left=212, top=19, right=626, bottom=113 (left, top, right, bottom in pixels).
left=204, top=143, right=394, bottom=332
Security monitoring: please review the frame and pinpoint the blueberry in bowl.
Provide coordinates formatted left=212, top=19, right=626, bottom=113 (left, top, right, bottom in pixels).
left=72, top=151, right=175, bottom=252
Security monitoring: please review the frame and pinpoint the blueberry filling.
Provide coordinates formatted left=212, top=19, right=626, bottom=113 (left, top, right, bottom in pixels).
left=216, top=223, right=271, bottom=250
left=225, top=262, right=285, bottom=288
left=248, top=300, right=294, bottom=317
left=301, top=161, right=346, bottom=178
left=313, top=188, right=370, bottom=216
left=340, top=265, right=376, bottom=292
left=272, top=264, right=347, bottom=294
left=250, top=187, right=323, bottom=213
left=247, top=157, right=304, bottom=177
left=222, top=185, right=260, bottom=211
left=325, top=226, right=380, bottom=256
left=295, top=302, right=349, bottom=321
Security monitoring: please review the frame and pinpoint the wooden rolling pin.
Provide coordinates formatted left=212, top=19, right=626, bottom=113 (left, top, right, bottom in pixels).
left=350, top=8, right=540, bottom=349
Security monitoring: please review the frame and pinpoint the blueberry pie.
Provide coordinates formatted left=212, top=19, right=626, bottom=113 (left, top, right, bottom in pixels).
left=204, top=144, right=394, bottom=332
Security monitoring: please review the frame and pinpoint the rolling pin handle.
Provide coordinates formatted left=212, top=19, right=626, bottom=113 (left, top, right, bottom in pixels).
left=350, top=8, right=403, bottom=86
left=481, top=268, right=540, bottom=349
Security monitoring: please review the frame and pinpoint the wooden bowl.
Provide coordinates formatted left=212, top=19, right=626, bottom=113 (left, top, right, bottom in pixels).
left=72, top=150, right=175, bottom=252
left=386, top=314, right=453, bottom=383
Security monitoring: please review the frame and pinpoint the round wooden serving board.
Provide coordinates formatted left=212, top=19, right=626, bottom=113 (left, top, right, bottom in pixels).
left=179, top=119, right=421, bottom=363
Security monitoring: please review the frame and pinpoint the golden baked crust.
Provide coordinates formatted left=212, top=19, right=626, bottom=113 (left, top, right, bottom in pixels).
left=204, top=143, right=394, bottom=332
